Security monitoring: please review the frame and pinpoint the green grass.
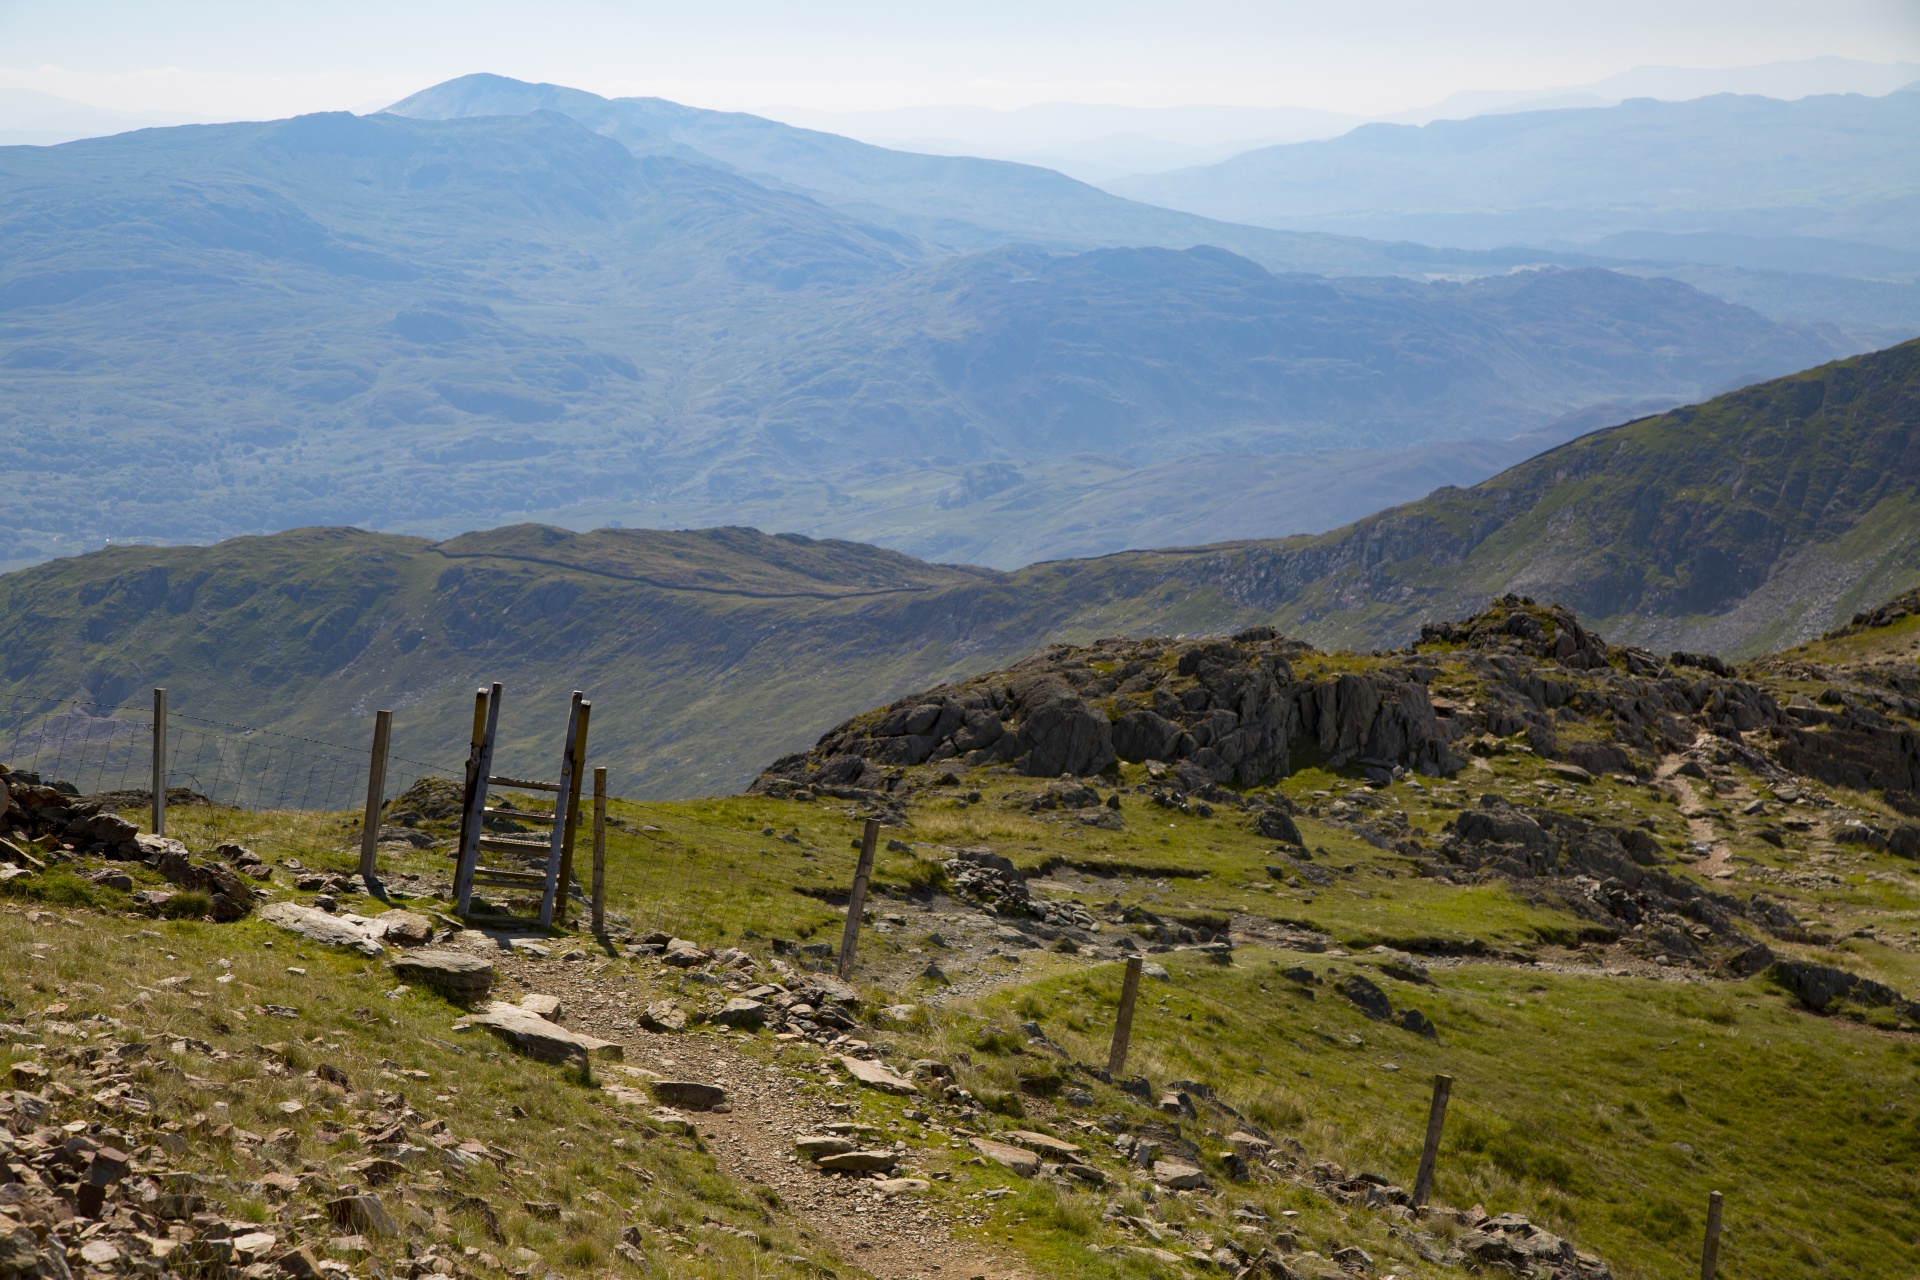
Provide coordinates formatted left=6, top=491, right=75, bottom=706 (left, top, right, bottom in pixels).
left=0, top=906, right=838, bottom=1279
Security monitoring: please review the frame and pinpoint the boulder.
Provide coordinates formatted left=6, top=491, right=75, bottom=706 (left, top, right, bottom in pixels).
left=1338, top=975, right=1393, bottom=1020
left=638, top=1001, right=686, bottom=1032
left=710, top=998, right=767, bottom=1029
left=373, top=910, right=433, bottom=946
left=326, top=1194, right=397, bottom=1238
left=1152, top=1159, right=1213, bottom=1190
left=1255, top=808, right=1303, bottom=845
left=650, top=1081, right=727, bottom=1111
left=662, top=939, right=711, bottom=968
left=388, top=949, right=495, bottom=998
left=470, top=1002, right=621, bottom=1063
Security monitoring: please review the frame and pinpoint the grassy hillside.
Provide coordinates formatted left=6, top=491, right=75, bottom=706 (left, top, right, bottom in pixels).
left=0, top=105, right=1848, bottom=570
left=3, top=591, right=1916, bottom=1279
left=3, top=340, right=1916, bottom=796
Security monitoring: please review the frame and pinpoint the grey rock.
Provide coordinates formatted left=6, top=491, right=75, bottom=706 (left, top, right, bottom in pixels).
left=651, top=1081, right=727, bottom=1110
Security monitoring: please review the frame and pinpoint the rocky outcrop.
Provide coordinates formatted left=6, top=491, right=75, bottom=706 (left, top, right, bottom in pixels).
left=0, top=766, right=142, bottom=859
left=1436, top=796, right=1796, bottom=966
left=1768, top=959, right=1919, bottom=1024
left=755, top=627, right=1465, bottom=794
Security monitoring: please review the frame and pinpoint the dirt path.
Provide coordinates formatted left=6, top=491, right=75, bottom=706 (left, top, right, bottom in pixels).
left=1655, top=748, right=1736, bottom=878
left=490, top=951, right=1035, bottom=1280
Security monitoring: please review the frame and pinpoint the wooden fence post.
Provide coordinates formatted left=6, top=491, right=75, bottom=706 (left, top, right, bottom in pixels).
left=836, top=819, right=879, bottom=979
left=453, top=685, right=500, bottom=918
left=591, top=766, right=607, bottom=936
left=150, top=688, right=167, bottom=837
left=1701, top=1191, right=1723, bottom=1280
left=1413, top=1073, right=1453, bottom=1208
left=358, top=709, right=393, bottom=888
left=538, top=692, right=584, bottom=929
left=555, top=699, right=591, bottom=923
left=1106, top=955, right=1144, bottom=1075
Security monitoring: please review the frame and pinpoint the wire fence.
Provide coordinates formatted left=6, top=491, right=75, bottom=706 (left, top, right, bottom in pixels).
left=0, top=694, right=462, bottom=813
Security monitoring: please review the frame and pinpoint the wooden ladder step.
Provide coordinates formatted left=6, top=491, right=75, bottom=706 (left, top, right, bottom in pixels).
left=483, top=807, right=555, bottom=824
left=473, top=869, right=549, bottom=887
left=460, top=911, right=546, bottom=928
left=478, top=836, right=552, bottom=854
left=488, top=775, right=562, bottom=792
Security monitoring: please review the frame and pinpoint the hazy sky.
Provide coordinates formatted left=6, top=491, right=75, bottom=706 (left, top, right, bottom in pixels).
left=2, top=0, right=1917, bottom=119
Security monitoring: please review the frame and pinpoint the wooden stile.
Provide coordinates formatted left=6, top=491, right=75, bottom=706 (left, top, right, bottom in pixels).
left=451, top=684, right=591, bottom=930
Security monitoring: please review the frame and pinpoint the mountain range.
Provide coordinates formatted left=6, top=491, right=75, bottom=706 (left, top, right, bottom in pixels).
left=5, top=339, right=1912, bottom=797
left=1110, top=88, right=1920, bottom=258
left=0, top=99, right=1847, bottom=571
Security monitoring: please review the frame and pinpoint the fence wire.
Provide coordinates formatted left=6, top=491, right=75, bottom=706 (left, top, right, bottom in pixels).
left=0, top=695, right=461, bottom=813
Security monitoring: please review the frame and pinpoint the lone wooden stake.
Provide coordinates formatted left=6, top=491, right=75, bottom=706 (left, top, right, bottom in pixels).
left=1701, top=1191, right=1723, bottom=1280
left=358, top=709, right=393, bottom=888
left=150, top=688, right=167, bottom=837
left=836, top=819, right=879, bottom=979
left=1412, top=1073, right=1453, bottom=1208
left=591, top=766, right=607, bottom=936
left=1107, top=955, right=1144, bottom=1075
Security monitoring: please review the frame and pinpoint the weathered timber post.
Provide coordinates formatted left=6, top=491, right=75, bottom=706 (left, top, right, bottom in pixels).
left=1107, top=955, right=1144, bottom=1075
left=591, top=766, right=607, bottom=936
left=538, top=692, right=584, bottom=929
left=555, top=699, right=591, bottom=923
left=1701, top=1191, right=1723, bottom=1280
left=150, top=688, right=168, bottom=836
left=836, top=818, right=879, bottom=980
left=1413, top=1073, right=1453, bottom=1208
left=358, top=709, right=393, bottom=888
left=452, top=684, right=500, bottom=917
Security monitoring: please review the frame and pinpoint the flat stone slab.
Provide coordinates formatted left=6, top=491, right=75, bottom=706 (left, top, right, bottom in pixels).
left=259, top=902, right=386, bottom=957
left=650, top=1081, right=727, bottom=1111
left=970, top=1138, right=1040, bottom=1176
left=840, top=1055, right=916, bottom=1095
left=794, top=1136, right=858, bottom=1159
left=1006, top=1129, right=1083, bottom=1160
left=816, top=1150, right=897, bottom=1173
left=390, top=949, right=496, bottom=997
left=875, top=1178, right=930, bottom=1195
left=470, top=1002, right=620, bottom=1063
